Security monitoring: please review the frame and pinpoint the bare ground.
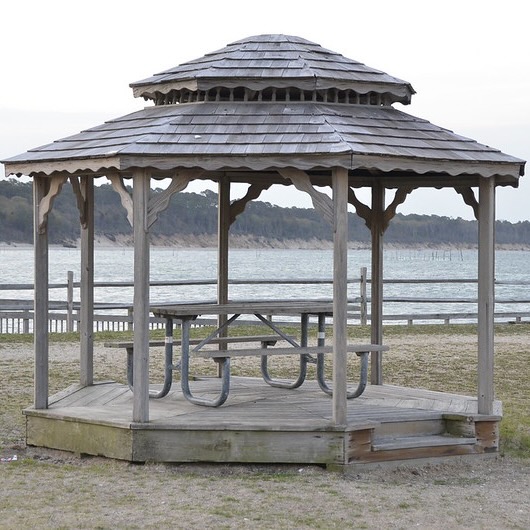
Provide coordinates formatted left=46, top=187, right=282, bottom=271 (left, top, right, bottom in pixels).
left=1, top=449, right=528, bottom=529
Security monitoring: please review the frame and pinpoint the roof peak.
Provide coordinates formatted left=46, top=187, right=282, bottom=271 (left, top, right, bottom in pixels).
left=130, top=34, right=415, bottom=106
left=227, top=34, right=320, bottom=45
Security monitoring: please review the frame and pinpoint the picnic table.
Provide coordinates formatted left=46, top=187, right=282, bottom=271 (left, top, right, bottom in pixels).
left=149, top=301, right=388, bottom=407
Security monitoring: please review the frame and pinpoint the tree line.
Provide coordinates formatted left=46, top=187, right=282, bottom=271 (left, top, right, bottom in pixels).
left=1, top=178, right=529, bottom=247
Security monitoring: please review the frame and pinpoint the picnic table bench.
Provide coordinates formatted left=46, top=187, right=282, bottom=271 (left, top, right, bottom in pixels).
left=104, top=334, right=292, bottom=398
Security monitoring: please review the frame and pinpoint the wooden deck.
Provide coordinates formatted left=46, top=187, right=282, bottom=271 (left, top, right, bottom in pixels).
left=24, top=378, right=502, bottom=468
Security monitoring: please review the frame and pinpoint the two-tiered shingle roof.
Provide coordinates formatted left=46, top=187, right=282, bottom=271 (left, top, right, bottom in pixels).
left=3, top=34, right=525, bottom=183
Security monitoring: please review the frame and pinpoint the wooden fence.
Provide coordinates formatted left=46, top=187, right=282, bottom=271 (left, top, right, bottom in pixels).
left=1, top=269, right=529, bottom=334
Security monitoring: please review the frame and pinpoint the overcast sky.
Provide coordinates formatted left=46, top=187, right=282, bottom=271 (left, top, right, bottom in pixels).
left=1, top=0, right=528, bottom=222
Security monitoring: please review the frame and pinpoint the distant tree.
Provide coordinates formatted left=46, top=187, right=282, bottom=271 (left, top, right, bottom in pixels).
left=0, top=178, right=529, bottom=247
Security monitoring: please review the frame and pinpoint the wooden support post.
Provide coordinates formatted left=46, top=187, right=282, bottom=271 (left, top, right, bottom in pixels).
left=478, top=178, right=495, bottom=415
left=218, top=179, right=230, bottom=309
left=33, top=177, right=49, bottom=409
left=371, top=183, right=385, bottom=385
left=217, top=179, right=230, bottom=376
left=132, top=170, right=151, bottom=423
left=66, top=271, right=74, bottom=333
left=80, top=177, right=94, bottom=385
left=332, top=167, right=348, bottom=426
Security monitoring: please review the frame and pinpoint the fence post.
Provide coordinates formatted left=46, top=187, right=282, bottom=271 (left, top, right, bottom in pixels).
left=127, top=307, right=133, bottom=331
left=360, top=267, right=368, bottom=326
left=66, top=271, right=74, bottom=333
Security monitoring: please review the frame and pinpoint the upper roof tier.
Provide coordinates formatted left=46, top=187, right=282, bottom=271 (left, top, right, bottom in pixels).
left=130, top=34, right=415, bottom=106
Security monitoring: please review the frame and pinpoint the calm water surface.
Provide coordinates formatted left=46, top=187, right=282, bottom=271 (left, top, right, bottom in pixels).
left=1, top=247, right=529, bottom=318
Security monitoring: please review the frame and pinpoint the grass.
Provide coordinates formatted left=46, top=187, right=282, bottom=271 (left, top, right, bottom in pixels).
left=0, top=322, right=529, bottom=458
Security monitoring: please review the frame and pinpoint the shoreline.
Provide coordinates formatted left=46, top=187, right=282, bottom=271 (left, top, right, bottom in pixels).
left=1, top=234, right=530, bottom=252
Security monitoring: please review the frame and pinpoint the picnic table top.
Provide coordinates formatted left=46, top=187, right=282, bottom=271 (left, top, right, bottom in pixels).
left=151, top=300, right=358, bottom=318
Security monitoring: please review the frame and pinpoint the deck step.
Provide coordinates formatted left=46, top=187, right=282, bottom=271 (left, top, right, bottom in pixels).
left=375, top=417, right=446, bottom=438
left=372, top=435, right=477, bottom=452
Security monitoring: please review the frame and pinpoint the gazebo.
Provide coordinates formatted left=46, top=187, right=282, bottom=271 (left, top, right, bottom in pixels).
left=3, top=35, right=525, bottom=467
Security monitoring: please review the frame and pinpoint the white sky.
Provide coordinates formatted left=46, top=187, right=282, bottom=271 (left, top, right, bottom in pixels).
left=1, top=0, right=528, bottom=222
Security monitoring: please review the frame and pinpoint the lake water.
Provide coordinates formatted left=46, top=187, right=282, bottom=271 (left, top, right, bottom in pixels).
left=1, top=246, right=530, bottom=322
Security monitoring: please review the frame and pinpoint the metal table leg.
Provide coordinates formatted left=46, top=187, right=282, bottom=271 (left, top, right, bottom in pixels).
left=180, top=317, right=230, bottom=407
left=126, top=317, right=174, bottom=399
left=260, top=313, right=308, bottom=389
left=316, top=313, right=368, bottom=399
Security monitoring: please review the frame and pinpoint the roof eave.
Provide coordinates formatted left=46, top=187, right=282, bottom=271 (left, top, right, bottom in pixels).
left=131, top=78, right=414, bottom=104
left=3, top=156, right=123, bottom=178
left=351, top=154, right=524, bottom=185
left=4, top=153, right=523, bottom=187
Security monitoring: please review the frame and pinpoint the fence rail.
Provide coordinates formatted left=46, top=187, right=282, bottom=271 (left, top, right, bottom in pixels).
left=1, top=269, right=529, bottom=334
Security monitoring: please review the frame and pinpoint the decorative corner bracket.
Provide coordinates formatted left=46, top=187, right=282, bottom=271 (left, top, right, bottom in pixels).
left=278, top=168, right=333, bottom=225
left=37, top=175, right=68, bottom=233
left=455, top=186, right=479, bottom=220
left=69, top=176, right=89, bottom=228
left=108, top=169, right=204, bottom=229
left=229, top=182, right=272, bottom=225
left=348, top=188, right=372, bottom=229
left=383, top=187, right=415, bottom=231
left=108, top=173, right=134, bottom=227
left=147, top=170, right=204, bottom=228
left=348, top=186, right=414, bottom=232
